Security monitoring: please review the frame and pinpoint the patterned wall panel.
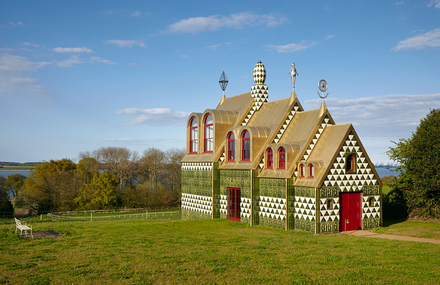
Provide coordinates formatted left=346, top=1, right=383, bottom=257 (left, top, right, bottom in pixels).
left=181, top=162, right=213, bottom=221
left=287, top=178, right=295, bottom=230
left=181, top=193, right=212, bottom=215
left=258, top=196, right=286, bottom=229
left=294, top=187, right=316, bottom=233
left=219, top=170, right=252, bottom=198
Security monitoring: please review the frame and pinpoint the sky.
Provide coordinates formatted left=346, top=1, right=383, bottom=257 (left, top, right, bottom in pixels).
left=1, top=0, right=440, bottom=164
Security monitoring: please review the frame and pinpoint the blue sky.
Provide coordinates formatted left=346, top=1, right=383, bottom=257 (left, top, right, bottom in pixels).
left=1, top=0, right=439, bottom=164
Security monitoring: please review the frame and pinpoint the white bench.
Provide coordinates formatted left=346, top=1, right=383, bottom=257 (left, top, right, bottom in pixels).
left=14, top=218, right=33, bottom=238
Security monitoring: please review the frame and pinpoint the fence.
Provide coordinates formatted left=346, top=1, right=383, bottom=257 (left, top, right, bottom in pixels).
left=0, top=207, right=181, bottom=224
left=48, top=211, right=180, bottom=222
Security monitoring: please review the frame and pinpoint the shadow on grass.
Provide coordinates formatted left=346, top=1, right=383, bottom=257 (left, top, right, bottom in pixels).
left=382, top=219, right=408, bottom=227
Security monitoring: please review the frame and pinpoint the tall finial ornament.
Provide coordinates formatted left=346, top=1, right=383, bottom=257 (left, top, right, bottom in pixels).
left=219, top=71, right=228, bottom=96
left=289, top=62, right=298, bottom=91
left=318, top=79, right=329, bottom=101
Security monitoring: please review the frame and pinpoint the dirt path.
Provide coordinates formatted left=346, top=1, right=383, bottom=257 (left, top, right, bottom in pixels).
left=344, top=230, right=440, bottom=244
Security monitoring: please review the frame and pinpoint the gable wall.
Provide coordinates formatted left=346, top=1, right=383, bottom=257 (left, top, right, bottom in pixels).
left=318, top=131, right=381, bottom=233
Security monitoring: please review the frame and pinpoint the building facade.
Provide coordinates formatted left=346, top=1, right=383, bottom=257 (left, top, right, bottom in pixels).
left=180, top=61, right=382, bottom=234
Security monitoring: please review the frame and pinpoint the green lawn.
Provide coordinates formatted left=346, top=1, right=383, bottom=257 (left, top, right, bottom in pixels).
left=1, top=219, right=440, bottom=284
left=382, top=185, right=391, bottom=194
left=375, top=220, right=440, bottom=239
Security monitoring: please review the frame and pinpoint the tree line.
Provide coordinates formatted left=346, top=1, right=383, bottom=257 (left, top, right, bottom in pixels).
left=0, top=147, right=185, bottom=215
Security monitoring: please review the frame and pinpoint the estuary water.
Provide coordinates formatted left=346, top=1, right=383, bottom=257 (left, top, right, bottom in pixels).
left=0, top=170, right=31, bottom=178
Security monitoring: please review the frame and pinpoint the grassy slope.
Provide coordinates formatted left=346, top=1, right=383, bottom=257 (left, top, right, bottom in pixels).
left=375, top=220, right=440, bottom=239
left=1, top=219, right=440, bottom=284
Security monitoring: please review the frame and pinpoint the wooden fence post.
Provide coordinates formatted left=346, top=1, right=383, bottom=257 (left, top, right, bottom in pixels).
left=91, top=212, right=93, bottom=221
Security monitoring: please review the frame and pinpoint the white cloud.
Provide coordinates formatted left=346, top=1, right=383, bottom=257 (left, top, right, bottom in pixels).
left=181, top=55, right=190, bottom=58
left=266, top=40, right=318, bottom=53
left=393, top=28, right=440, bottom=51
left=396, top=1, right=404, bottom=5
left=167, top=12, right=286, bottom=34
left=131, top=11, right=141, bottom=17
left=105, top=40, right=147, bottom=48
left=116, top=108, right=190, bottom=126
left=427, top=0, right=440, bottom=8
left=207, top=43, right=221, bottom=49
left=57, top=55, right=84, bottom=67
left=53, top=47, right=93, bottom=53
left=0, top=55, right=50, bottom=95
left=325, top=35, right=334, bottom=40
left=305, top=93, right=440, bottom=138
left=90, top=56, right=116, bottom=65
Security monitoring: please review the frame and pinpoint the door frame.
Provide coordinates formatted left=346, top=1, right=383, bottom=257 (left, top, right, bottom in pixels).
left=228, top=187, right=241, bottom=222
left=339, top=192, right=361, bottom=231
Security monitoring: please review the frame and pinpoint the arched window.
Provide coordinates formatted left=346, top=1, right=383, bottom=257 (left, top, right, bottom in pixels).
left=299, top=164, right=304, bottom=177
left=308, top=164, right=314, bottom=178
left=346, top=154, right=354, bottom=172
left=242, top=130, right=250, bottom=161
left=189, top=117, right=198, bottom=153
left=227, top=132, right=235, bottom=161
left=204, top=114, right=213, bottom=153
left=266, top=148, right=273, bottom=169
left=327, top=199, right=333, bottom=210
left=278, top=147, right=285, bottom=169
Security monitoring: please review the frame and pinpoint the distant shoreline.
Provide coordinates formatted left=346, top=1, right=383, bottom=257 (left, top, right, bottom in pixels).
left=0, top=168, right=33, bottom=171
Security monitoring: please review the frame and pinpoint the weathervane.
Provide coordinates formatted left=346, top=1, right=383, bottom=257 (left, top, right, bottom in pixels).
left=219, top=71, right=228, bottom=96
left=317, top=79, right=328, bottom=101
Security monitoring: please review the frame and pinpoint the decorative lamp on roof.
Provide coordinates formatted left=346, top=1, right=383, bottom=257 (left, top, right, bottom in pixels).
left=253, top=61, right=266, bottom=84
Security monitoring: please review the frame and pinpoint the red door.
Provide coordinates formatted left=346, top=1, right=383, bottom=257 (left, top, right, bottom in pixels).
left=228, top=188, right=241, bottom=222
left=339, top=192, right=361, bottom=231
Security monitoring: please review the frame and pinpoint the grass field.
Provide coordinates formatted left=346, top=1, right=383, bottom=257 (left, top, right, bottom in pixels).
left=1, top=219, right=440, bottom=284
left=0, top=166, right=35, bottom=170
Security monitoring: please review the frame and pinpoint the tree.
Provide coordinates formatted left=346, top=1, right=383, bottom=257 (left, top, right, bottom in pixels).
left=75, top=172, right=118, bottom=209
left=77, top=157, right=101, bottom=185
left=96, top=147, right=138, bottom=192
left=387, top=108, right=440, bottom=218
left=138, top=148, right=165, bottom=190
left=0, top=176, right=14, bottom=218
left=4, top=173, right=26, bottom=198
left=20, top=159, right=77, bottom=212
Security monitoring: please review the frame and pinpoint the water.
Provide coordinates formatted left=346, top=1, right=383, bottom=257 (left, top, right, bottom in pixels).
left=375, top=167, right=398, bottom=178
left=0, top=170, right=31, bottom=178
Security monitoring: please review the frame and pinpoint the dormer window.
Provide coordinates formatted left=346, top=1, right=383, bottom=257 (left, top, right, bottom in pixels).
left=189, top=117, right=198, bottom=153
left=308, top=164, right=314, bottom=178
left=227, top=132, right=235, bottom=161
left=299, top=164, right=304, bottom=177
left=278, top=147, right=285, bottom=169
left=266, top=148, right=273, bottom=169
left=242, top=130, right=250, bottom=161
left=346, top=154, right=355, bottom=173
left=204, top=114, right=213, bottom=153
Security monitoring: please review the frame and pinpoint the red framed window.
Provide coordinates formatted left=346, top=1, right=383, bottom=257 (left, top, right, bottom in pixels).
left=266, top=148, right=273, bottom=168
left=227, top=132, right=235, bottom=161
left=278, top=147, right=285, bottom=169
left=204, top=114, right=213, bottom=153
left=299, top=164, right=304, bottom=177
left=308, top=164, right=314, bottom=178
left=242, top=130, right=250, bottom=161
left=189, top=117, right=198, bottom=153
left=346, top=155, right=354, bottom=172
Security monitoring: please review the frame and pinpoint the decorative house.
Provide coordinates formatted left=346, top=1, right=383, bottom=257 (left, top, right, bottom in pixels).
left=180, top=61, right=382, bottom=233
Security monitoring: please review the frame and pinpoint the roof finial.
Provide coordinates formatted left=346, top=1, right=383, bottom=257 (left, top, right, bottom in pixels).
left=289, top=62, right=298, bottom=91
left=219, top=71, right=228, bottom=96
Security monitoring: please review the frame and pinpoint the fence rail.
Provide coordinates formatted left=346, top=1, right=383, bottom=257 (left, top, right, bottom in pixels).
left=48, top=211, right=180, bottom=221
